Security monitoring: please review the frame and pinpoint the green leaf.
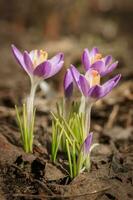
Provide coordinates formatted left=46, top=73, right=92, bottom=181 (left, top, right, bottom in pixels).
left=66, top=139, right=73, bottom=178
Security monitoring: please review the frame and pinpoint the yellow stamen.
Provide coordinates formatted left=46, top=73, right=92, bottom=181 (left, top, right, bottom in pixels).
left=40, top=50, right=48, bottom=62
left=92, top=74, right=100, bottom=86
left=91, top=70, right=100, bottom=86
left=85, top=70, right=101, bottom=87
left=91, top=53, right=102, bottom=64
left=32, top=50, right=48, bottom=68
left=95, top=53, right=102, bottom=60
left=92, top=70, right=98, bottom=77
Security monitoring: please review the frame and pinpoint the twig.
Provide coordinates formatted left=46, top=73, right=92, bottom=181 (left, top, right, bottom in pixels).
left=12, top=186, right=110, bottom=199
left=34, top=179, right=54, bottom=196
left=105, top=105, right=119, bottom=129
left=126, top=109, right=133, bottom=127
left=11, top=164, right=24, bottom=172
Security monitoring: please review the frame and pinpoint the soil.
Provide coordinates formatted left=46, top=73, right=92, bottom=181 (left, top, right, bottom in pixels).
left=0, top=34, right=133, bottom=199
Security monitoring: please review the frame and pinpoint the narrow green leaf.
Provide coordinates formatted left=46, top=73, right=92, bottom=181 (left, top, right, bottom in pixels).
left=53, top=129, right=63, bottom=162
left=66, top=139, right=73, bottom=178
left=51, top=112, right=72, bottom=146
left=15, top=105, right=24, bottom=140
left=72, top=141, right=77, bottom=177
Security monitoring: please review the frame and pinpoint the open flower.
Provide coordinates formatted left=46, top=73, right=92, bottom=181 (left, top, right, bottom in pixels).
left=64, top=47, right=121, bottom=101
left=12, top=45, right=64, bottom=153
left=64, top=48, right=121, bottom=141
left=70, top=65, right=121, bottom=100
left=82, top=47, right=118, bottom=77
left=11, top=45, right=64, bottom=83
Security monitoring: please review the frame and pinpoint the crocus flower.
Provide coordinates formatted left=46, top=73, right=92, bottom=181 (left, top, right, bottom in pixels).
left=12, top=44, right=64, bottom=153
left=64, top=48, right=120, bottom=101
left=70, top=65, right=121, bottom=100
left=11, top=44, right=64, bottom=83
left=12, top=44, right=64, bottom=120
left=64, top=48, right=121, bottom=140
left=68, top=64, right=121, bottom=137
left=82, top=47, right=118, bottom=77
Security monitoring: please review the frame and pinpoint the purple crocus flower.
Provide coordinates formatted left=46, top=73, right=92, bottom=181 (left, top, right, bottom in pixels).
left=12, top=45, right=64, bottom=153
left=70, top=65, right=121, bottom=100
left=11, top=44, right=64, bottom=82
left=64, top=48, right=121, bottom=101
left=82, top=47, right=118, bottom=77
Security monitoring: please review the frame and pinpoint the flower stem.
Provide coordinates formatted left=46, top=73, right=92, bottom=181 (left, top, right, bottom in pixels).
left=85, top=102, right=92, bottom=138
left=26, top=80, right=38, bottom=152
left=79, top=95, right=86, bottom=114
left=85, top=154, right=91, bottom=171
left=27, top=81, right=37, bottom=131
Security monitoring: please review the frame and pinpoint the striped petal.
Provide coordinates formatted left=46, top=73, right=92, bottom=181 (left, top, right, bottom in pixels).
left=11, top=44, right=31, bottom=75
left=33, top=61, right=52, bottom=78
left=46, top=53, right=64, bottom=78
left=103, top=55, right=112, bottom=65
left=70, top=64, right=81, bottom=90
left=82, top=48, right=90, bottom=71
left=101, top=61, right=118, bottom=76
left=91, top=60, right=105, bottom=75
left=88, top=74, right=121, bottom=99
left=49, top=53, right=64, bottom=67
left=82, top=132, right=93, bottom=156
left=79, top=75, right=90, bottom=97
left=64, top=69, right=73, bottom=98
left=23, top=51, right=34, bottom=74
left=90, top=47, right=99, bottom=58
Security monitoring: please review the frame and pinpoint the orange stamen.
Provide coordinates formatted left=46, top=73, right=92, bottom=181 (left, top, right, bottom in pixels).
left=92, top=70, right=98, bottom=76
left=91, top=53, right=103, bottom=64
left=32, top=50, right=48, bottom=68
left=95, top=53, right=102, bottom=60
left=91, top=70, right=100, bottom=86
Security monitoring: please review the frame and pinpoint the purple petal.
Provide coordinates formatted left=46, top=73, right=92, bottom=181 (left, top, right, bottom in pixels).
left=88, top=74, right=121, bottom=99
left=33, top=61, right=52, bottom=78
left=79, top=75, right=90, bottom=97
left=70, top=64, right=80, bottom=81
left=82, top=132, right=93, bottom=155
left=101, top=61, right=118, bottom=76
left=11, top=44, right=30, bottom=74
left=70, top=64, right=81, bottom=91
left=91, top=60, right=105, bottom=74
left=82, top=49, right=90, bottom=71
left=45, top=53, right=64, bottom=78
left=103, top=55, right=112, bottom=66
left=49, top=53, right=64, bottom=66
left=47, top=61, right=64, bottom=79
left=90, top=47, right=99, bottom=58
left=64, top=69, right=73, bottom=98
left=23, top=51, right=34, bottom=74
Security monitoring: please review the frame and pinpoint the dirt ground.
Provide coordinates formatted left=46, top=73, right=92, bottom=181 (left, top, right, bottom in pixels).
left=0, top=26, right=133, bottom=199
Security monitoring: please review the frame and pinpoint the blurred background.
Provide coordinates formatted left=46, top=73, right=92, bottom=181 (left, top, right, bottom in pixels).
left=0, top=0, right=133, bottom=101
